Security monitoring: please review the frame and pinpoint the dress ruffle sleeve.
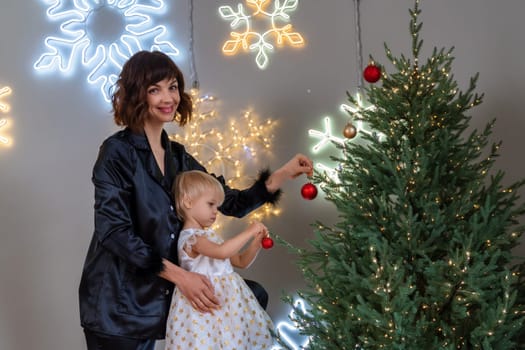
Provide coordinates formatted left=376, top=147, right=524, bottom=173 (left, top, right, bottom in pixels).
left=178, top=228, right=209, bottom=254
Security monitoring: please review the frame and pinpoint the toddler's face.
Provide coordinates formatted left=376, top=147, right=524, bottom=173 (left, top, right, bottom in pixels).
left=187, top=190, right=222, bottom=228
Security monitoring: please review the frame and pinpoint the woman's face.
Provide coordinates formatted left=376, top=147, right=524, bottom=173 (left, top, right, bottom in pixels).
left=145, top=78, right=181, bottom=127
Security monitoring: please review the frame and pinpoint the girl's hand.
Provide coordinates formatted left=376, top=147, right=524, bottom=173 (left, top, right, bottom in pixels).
left=251, top=229, right=266, bottom=246
left=247, top=221, right=268, bottom=239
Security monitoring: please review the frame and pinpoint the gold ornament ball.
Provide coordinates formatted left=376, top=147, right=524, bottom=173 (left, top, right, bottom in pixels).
left=343, top=123, right=357, bottom=139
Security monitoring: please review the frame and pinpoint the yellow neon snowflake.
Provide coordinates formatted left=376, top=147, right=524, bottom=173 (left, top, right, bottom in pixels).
left=219, top=0, right=305, bottom=69
left=0, top=86, right=12, bottom=146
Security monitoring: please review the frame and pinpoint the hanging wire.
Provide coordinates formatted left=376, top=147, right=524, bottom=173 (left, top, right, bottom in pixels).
left=353, top=0, right=364, bottom=92
left=188, top=0, right=199, bottom=89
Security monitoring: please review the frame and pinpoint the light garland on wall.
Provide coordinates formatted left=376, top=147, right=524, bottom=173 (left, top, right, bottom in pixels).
left=170, top=90, right=279, bottom=228
left=219, top=0, right=305, bottom=69
left=0, top=86, right=12, bottom=146
left=34, top=0, right=179, bottom=102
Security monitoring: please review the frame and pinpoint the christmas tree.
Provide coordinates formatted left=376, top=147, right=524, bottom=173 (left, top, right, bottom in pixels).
left=278, top=1, right=525, bottom=349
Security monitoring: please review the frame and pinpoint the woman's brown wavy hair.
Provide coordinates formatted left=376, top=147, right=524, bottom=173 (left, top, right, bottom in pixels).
left=111, top=51, right=192, bottom=131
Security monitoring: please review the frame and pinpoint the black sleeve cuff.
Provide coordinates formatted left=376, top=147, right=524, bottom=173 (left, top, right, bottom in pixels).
left=256, top=168, right=282, bottom=205
left=140, top=252, right=165, bottom=276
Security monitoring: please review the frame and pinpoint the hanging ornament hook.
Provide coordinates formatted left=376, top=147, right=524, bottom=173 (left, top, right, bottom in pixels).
left=353, top=0, right=364, bottom=92
left=188, top=0, right=199, bottom=90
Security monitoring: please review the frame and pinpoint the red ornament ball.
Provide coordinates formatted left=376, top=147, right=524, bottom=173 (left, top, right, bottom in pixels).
left=261, top=237, right=274, bottom=249
left=363, top=64, right=381, bottom=83
left=301, top=182, right=318, bottom=200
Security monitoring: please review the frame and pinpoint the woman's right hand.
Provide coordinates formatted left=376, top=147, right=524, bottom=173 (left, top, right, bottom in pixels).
left=177, top=269, right=221, bottom=313
left=160, top=259, right=220, bottom=313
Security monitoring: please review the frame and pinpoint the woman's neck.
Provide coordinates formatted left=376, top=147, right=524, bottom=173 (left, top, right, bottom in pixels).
left=143, top=123, right=163, bottom=148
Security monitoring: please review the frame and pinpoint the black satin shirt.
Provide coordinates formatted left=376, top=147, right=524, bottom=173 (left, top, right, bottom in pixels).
left=79, top=128, right=278, bottom=339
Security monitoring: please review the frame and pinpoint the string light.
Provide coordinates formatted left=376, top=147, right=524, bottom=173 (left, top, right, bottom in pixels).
left=219, top=0, right=305, bottom=69
left=34, top=0, right=179, bottom=102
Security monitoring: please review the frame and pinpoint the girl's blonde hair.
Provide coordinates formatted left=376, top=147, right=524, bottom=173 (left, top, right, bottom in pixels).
left=173, top=170, right=225, bottom=220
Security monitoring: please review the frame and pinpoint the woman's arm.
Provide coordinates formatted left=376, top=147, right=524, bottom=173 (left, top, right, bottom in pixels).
left=180, top=146, right=313, bottom=218
left=93, top=139, right=164, bottom=274
left=159, top=259, right=220, bottom=313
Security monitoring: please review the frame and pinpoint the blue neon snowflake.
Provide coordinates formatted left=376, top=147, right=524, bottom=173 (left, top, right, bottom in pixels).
left=34, top=0, right=180, bottom=102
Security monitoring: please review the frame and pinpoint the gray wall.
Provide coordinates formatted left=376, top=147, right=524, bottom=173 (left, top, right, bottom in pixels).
left=0, top=1, right=524, bottom=349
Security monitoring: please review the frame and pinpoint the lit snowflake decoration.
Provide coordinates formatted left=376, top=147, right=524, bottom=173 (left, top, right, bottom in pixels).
left=272, top=298, right=311, bottom=350
left=308, top=92, right=383, bottom=180
left=170, top=89, right=280, bottom=228
left=34, top=0, right=179, bottom=102
left=219, top=0, right=305, bottom=69
left=0, top=85, right=12, bottom=146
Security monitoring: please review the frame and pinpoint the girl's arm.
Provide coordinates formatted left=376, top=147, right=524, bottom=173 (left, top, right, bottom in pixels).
left=191, top=222, right=267, bottom=260
left=230, top=230, right=265, bottom=269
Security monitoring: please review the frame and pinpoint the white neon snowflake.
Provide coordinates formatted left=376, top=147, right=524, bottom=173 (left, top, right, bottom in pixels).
left=0, top=86, right=12, bottom=145
left=272, top=298, right=311, bottom=350
left=308, top=92, right=383, bottom=179
left=34, top=0, right=179, bottom=102
left=219, top=0, right=304, bottom=69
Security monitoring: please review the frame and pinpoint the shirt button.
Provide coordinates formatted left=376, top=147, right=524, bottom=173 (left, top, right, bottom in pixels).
left=170, top=233, right=175, bottom=239
left=165, top=289, right=170, bottom=295
left=170, top=205, right=174, bottom=211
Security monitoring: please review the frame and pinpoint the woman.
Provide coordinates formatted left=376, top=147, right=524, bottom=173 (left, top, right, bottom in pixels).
left=78, top=50, right=313, bottom=350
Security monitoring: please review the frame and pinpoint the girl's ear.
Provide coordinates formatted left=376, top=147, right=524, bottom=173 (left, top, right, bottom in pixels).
left=183, top=195, right=192, bottom=209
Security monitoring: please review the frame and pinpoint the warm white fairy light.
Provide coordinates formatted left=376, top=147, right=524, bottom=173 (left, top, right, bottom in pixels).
left=170, top=89, right=279, bottom=226
left=219, top=0, right=305, bottom=69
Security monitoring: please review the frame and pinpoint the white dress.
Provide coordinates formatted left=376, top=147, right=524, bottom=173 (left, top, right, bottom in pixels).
left=165, top=228, right=275, bottom=350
